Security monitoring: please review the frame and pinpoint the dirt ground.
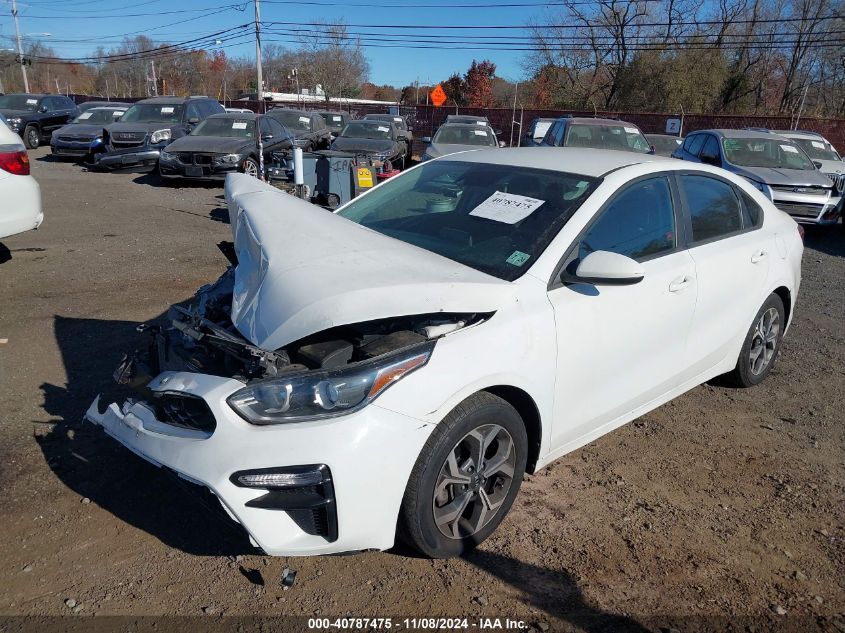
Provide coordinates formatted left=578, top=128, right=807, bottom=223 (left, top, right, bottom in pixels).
left=0, top=147, right=843, bottom=633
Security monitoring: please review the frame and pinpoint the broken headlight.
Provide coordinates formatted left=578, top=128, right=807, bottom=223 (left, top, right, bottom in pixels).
left=150, top=129, right=171, bottom=144
left=227, top=343, right=434, bottom=424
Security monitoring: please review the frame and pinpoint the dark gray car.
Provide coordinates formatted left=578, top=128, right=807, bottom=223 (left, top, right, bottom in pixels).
left=265, top=109, right=331, bottom=150
left=158, top=113, right=293, bottom=181
left=50, top=106, right=128, bottom=161
left=330, top=120, right=406, bottom=169
left=77, top=100, right=131, bottom=113
left=645, top=133, right=683, bottom=157
left=317, top=110, right=352, bottom=138
left=362, top=114, right=413, bottom=159
left=95, top=96, right=224, bottom=171
left=421, top=123, right=500, bottom=161
left=672, top=129, right=842, bottom=225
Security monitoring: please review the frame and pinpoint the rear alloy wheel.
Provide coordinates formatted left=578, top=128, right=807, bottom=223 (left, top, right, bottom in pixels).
left=23, top=125, right=40, bottom=149
left=724, top=293, right=785, bottom=387
left=398, top=392, right=527, bottom=558
left=242, top=157, right=259, bottom=178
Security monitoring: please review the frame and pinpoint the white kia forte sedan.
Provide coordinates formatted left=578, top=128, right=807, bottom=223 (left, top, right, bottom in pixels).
left=87, top=148, right=803, bottom=558
left=0, top=117, right=42, bottom=240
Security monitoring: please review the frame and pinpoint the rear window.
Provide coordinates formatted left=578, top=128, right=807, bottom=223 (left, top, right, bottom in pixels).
left=564, top=124, right=650, bottom=153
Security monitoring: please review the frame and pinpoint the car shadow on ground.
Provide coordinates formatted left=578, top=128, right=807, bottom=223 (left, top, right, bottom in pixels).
left=133, top=172, right=222, bottom=190
left=463, top=549, right=650, bottom=632
left=0, top=242, right=11, bottom=264
left=36, top=314, right=254, bottom=557
left=802, top=223, right=844, bottom=258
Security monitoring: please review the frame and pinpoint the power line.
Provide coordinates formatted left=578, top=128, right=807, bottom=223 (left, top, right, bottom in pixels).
left=9, top=2, right=250, bottom=19
left=262, top=0, right=661, bottom=6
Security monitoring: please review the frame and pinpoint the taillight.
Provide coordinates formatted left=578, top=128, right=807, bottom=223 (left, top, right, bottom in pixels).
left=0, top=146, right=30, bottom=175
left=797, top=224, right=805, bottom=241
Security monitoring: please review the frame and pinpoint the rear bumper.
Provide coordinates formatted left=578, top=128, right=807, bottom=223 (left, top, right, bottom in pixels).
left=85, top=370, right=432, bottom=556
left=0, top=173, right=43, bottom=240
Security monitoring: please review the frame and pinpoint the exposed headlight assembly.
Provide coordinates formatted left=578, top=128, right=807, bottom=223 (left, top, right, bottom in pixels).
left=159, top=150, right=176, bottom=161
left=7, top=117, right=21, bottom=129
left=227, top=343, right=434, bottom=424
left=216, top=153, right=242, bottom=164
left=150, top=129, right=171, bottom=144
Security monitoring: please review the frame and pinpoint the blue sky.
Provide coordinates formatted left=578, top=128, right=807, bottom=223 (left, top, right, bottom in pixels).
left=0, top=0, right=545, bottom=87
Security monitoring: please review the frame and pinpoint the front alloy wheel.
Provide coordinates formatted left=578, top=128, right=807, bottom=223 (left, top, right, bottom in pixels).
left=242, top=157, right=259, bottom=178
left=398, top=392, right=527, bottom=558
left=24, top=125, right=40, bottom=149
left=433, top=424, right=517, bottom=539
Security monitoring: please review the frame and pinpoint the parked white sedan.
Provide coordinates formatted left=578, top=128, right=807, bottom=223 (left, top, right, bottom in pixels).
left=0, top=118, right=42, bottom=240
left=87, top=148, right=802, bottom=558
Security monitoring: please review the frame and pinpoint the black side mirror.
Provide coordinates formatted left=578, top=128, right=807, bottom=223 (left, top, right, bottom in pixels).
left=262, top=134, right=273, bottom=141
left=813, top=160, right=823, bottom=169
left=39, top=105, right=49, bottom=113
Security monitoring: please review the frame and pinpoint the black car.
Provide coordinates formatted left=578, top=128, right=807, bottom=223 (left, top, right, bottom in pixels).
left=265, top=109, right=331, bottom=151
left=362, top=113, right=412, bottom=159
left=94, top=96, right=224, bottom=171
left=0, top=93, right=79, bottom=149
left=317, top=110, right=352, bottom=139
left=77, top=100, right=131, bottom=113
left=645, top=133, right=683, bottom=157
left=330, top=120, right=406, bottom=170
left=50, top=106, right=128, bottom=161
left=158, top=113, right=293, bottom=181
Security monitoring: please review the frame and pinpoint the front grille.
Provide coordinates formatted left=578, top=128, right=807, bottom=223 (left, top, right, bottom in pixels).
left=775, top=202, right=824, bottom=218
left=111, top=140, right=145, bottom=148
left=58, top=135, right=94, bottom=142
left=110, top=132, right=146, bottom=148
left=175, top=153, right=215, bottom=165
left=770, top=184, right=829, bottom=194
left=823, top=173, right=845, bottom=194
left=194, top=154, right=214, bottom=165
left=153, top=392, right=216, bottom=433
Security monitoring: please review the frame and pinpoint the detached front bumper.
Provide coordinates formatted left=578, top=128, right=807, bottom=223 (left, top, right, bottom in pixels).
left=51, top=138, right=102, bottom=159
left=93, top=144, right=163, bottom=170
left=85, top=370, right=432, bottom=556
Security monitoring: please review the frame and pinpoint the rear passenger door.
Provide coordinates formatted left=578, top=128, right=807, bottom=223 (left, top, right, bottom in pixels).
left=678, top=173, right=770, bottom=374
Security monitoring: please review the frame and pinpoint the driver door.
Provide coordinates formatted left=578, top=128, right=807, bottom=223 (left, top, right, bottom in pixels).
left=546, top=175, right=698, bottom=451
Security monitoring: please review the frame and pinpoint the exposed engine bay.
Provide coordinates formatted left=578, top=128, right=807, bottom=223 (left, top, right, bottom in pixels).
left=114, top=243, right=486, bottom=393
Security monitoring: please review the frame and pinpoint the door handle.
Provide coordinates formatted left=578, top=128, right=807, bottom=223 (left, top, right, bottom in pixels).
left=751, top=250, right=768, bottom=264
left=669, top=276, right=693, bottom=292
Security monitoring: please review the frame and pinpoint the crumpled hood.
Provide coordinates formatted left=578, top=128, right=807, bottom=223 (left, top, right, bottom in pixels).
left=52, top=123, right=106, bottom=139
left=224, top=173, right=513, bottom=351
left=163, top=135, right=253, bottom=154
left=735, top=164, right=834, bottom=188
left=330, top=137, right=398, bottom=155
left=426, top=143, right=484, bottom=159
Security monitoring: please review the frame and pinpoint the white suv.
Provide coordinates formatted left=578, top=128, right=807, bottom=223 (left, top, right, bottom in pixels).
left=774, top=130, right=845, bottom=198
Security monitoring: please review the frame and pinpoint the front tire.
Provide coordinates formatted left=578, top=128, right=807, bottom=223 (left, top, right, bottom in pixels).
left=241, top=157, right=259, bottom=178
left=724, top=293, right=785, bottom=387
left=398, top=392, right=527, bottom=558
left=23, top=125, right=40, bottom=149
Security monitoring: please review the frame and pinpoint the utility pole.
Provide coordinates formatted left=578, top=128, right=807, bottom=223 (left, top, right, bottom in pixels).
left=150, top=60, right=158, bottom=96
left=254, top=0, right=265, bottom=180
left=11, top=0, right=29, bottom=92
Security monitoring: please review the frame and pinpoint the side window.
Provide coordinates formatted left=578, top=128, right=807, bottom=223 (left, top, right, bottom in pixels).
left=60, top=96, right=75, bottom=110
left=542, top=121, right=559, bottom=145
left=206, top=100, right=225, bottom=115
left=684, top=134, right=705, bottom=156
left=185, top=102, right=201, bottom=121
left=739, top=190, right=764, bottom=229
left=554, top=122, right=567, bottom=146
left=680, top=175, right=743, bottom=243
left=577, top=177, right=676, bottom=261
left=40, top=97, right=56, bottom=111
left=700, top=135, right=720, bottom=160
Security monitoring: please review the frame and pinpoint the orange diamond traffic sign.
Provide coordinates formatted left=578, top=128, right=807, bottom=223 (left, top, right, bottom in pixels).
left=430, top=84, right=447, bottom=107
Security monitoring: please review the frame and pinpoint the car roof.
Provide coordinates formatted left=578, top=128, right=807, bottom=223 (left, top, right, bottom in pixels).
left=699, top=129, right=783, bottom=140
left=6, top=93, right=49, bottom=98
left=207, top=112, right=257, bottom=120
left=437, top=122, right=493, bottom=130
left=269, top=108, right=313, bottom=116
left=645, top=133, right=682, bottom=139
left=89, top=106, right=127, bottom=111
left=441, top=147, right=665, bottom=177
left=137, top=96, right=208, bottom=104
left=564, top=117, right=640, bottom=127
left=772, top=129, right=826, bottom=140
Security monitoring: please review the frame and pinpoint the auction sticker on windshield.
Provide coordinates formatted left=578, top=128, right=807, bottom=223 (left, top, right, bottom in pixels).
left=781, top=144, right=799, bottom=153
left=79, top=112, right=92, bottom=119
left=469, top=191, right=545, bottom=224
left=232, top=122, right=248, bottom=129
left=161, top=107, right=174, bottom=113
left=473, top=130, right=488, bottom=136
left=506, top=250, right=531, bottom=266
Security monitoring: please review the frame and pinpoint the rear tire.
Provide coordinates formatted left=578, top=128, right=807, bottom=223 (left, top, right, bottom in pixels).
left=23, top=125, right=40, bottom=149
left=398, top=392, right=527, bottom=558
left=724, top=293, right=785, bottom=388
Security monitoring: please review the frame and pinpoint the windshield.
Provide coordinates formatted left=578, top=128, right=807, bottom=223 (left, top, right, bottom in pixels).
left=191, top=117, right=255, bottom=138
left=565, top=124, right=650, bottom=153
left=337, top=160, right=598, bottom=281
left=0, top=95, right=40, bottom=111
left=120, top=103, right=183, bottom=123
left=340, top=121, right=393, bottom=139
left=722, top=137, right=815, bottom=170
left=320, top=113, right=346, bottom=131
left=269, top=110, right=312, bottom=132
left=433, top=125, right=496, bottom=147
left=367, top=115, right=407, bottom=130
left=73, top=109, right=123, bottom=124
left=790, top=138, right=841, bottom=162
left=647, top=135, right=683, bottom=155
